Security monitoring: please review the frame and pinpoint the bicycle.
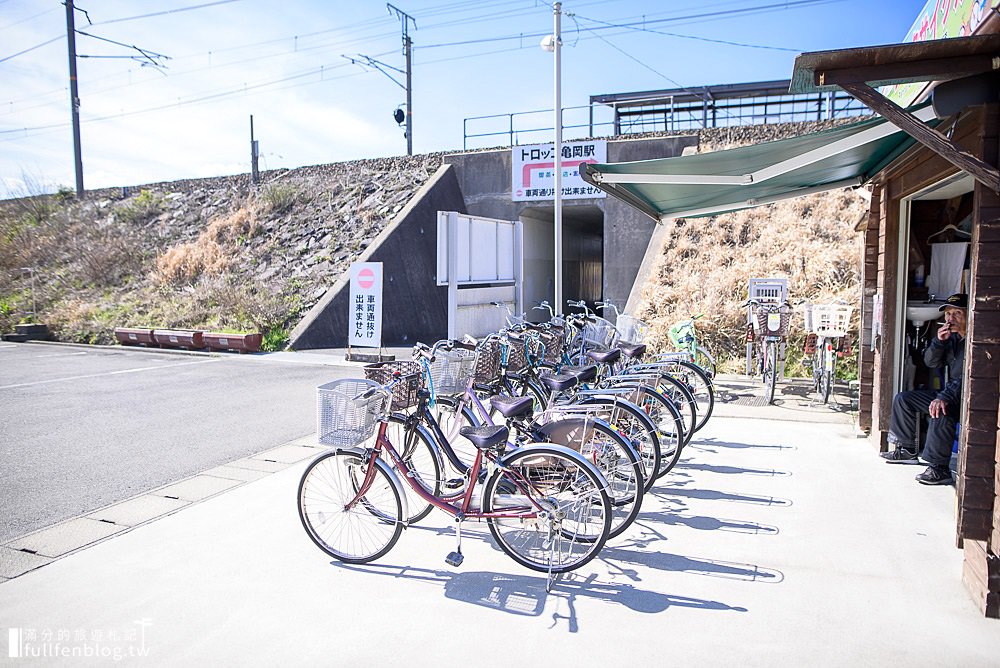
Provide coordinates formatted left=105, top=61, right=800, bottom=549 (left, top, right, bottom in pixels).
left=803, top=303, right=853, bottom=404
left=395, top=339, right=645, bottom=539
left=746, top=299, right=791, bottom=405
left=298, top=375, right=613, bottom=590
left=668, top=314, right=717, bottom=379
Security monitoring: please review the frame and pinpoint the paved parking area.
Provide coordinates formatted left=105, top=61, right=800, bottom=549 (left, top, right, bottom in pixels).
left=0, top=342, right=351, bottom=541
left=2, top=407, right=998, bottom=665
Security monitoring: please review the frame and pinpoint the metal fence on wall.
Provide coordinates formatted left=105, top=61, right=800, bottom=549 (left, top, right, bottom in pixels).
left=463, top=79, right=869, bottom=150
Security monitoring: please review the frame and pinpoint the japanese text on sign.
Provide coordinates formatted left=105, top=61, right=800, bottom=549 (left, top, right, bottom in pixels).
left=348, top=262, right=383, bottom=347
left=511, top=140, right=607, bottom=202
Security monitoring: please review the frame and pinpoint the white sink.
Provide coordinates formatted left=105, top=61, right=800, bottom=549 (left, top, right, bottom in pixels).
left=906, top=302, right=941, bottom=325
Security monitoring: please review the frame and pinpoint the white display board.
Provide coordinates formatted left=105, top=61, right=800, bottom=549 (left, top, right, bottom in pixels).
left=436, top=212, right=517, bottom=285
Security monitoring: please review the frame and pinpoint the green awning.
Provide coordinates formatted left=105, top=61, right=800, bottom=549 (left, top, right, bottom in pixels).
left=581, top=105, right=938, bottom=222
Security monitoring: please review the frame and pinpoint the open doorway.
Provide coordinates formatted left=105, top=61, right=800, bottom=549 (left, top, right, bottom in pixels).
left=897, top=172, right=974, bottom=393
left=519, top=204, right=604, bottom=320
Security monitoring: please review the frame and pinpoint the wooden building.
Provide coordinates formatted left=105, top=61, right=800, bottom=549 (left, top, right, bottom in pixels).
left=583, top=29, right=1000, bottom=617
left=794, top=33, right=1000, bottom=618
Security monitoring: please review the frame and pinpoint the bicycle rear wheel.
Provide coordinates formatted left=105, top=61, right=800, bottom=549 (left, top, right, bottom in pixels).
left=298, top=450, right=404, bottom=563
left=693, top=345, right=717, bottom=379
left=577, top=397, right=660, bottom=492
left=484, top=445, right=610, bottom=573
left=633, top=385, right=685, bottom=478
left=573, top=420, right=643, bottom=539
left=668, top=360, right=715, bottom=432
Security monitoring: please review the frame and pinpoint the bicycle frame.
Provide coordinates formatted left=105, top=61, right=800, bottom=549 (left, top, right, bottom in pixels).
left=350, top=418, right=550, bottom=524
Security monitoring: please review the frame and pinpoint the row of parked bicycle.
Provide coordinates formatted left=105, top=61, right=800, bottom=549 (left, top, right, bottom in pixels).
left=296, top=300, right=716, bottom=589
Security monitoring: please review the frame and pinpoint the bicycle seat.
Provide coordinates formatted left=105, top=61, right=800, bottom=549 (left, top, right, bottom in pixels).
left=490, top=395, right=535, bottom=419
left=587, top=348, right=620, bottom=365
left=458, top=424, right=509, bottom=450
left=540, top=372, right=579, bottom=393
left=617, top=342, right=646, bottom=359
left=560, top=365, right=598, bottom=383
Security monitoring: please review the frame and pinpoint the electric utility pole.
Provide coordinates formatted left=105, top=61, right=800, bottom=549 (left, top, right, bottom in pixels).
left=388, top=3, right=415, bottom=155
left=65, top=0, right=84, bottom=196
left=62, top=2, right=169, bottom=197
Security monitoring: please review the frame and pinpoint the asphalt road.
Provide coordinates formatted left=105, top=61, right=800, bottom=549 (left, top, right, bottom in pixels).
left=0, top=342, right=353, bottom=542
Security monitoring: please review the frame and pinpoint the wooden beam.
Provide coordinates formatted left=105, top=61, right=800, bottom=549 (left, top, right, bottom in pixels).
left=840, top=82, right=1000, bottom=193
left=817, top=54, right=1000, bottom=89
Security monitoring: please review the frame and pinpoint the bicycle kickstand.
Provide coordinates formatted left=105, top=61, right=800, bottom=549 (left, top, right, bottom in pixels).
left=445, top=517, right=464, bottom=567
left=546, top=568, right=562, bottom=592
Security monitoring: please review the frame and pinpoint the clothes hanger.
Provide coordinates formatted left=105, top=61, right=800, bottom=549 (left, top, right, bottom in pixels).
left=927, top=223, right=971, bottom=241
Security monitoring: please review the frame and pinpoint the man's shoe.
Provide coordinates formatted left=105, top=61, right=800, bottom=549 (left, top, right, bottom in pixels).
left=915, top=466, right=953, bottom=485
left=881, top=447, right=918, bottom=463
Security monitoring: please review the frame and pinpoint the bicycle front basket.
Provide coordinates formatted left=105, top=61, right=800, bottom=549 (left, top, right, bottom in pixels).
left=755, top=307, right=790, bottom=337
left=317, top=378, right=387, bottom=447
left=363, top=360, right=422, bottom=410
left=426, top=348, right=477, bottom=396
left=474, top=340, right=503, bottom=384
left=503, top=337, right=529, bottom=373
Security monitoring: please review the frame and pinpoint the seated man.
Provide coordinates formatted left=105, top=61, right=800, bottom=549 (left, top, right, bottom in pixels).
left=881, top=293, right=967, bottom=485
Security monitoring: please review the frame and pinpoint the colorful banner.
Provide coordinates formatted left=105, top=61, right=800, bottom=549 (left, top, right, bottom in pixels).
left=884, top=0, right=1000, bottom=105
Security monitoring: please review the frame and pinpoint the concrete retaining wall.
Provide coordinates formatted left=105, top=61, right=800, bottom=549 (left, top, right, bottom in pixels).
left=289, top=164, right=467, bottom=349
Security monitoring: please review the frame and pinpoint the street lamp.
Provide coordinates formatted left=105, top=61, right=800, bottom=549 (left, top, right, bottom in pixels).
left=541, top=3, right=563, bottom=314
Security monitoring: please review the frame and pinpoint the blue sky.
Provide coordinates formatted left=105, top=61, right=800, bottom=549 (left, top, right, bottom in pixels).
left=0, top=0, right=927, bottom=196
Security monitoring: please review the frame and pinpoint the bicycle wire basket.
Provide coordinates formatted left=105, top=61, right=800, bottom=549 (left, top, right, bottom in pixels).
left=473, top=339, right=503, bottom=384
left=363, top=360, right=422, bottom=410
left=503, top=336, right=529, bottom=373
left=537, top=327, right=564, bottom=365
left=425, top=348, right=477, bottom=397
left=317, top=378, right=388, bottom=447
left=803, top=304, right=853, bottom=337
left=581, top=317, right=616, bottom=348
left=616, top=314, right=649, bottom=344
left=754, top=306, right=791, bottom=337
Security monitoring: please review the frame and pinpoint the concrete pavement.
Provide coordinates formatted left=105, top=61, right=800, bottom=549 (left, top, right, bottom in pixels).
left=1, top=355, right=998, bottom=665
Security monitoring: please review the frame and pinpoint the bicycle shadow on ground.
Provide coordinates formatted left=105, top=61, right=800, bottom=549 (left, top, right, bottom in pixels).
left=654, top=486, right=793, bottom=507
left=331, top=563, right=746, bottom=631
left=599, top=536, right=784, bottom=584
left=687, top=437, right=797, bottom=452
left=674, top=461, right=792, bottom=477
left=776, top=382, right=854, bottom=413
left=634, top=510, right=780, bottom=536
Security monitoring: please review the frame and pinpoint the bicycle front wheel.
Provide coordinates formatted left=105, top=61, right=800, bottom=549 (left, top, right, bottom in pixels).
left=764, top=341, right=778, bottom=404
left=821, top=344, right=835, bottom=404
left=298, top=450, right=404, bottom=563
left=484, top=445, right=611, bottom=574
left=384, top=414, right=442, bottom=524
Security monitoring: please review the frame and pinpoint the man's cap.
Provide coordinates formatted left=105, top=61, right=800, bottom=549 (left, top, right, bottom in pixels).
left=939, top=293, right=968, bottom=311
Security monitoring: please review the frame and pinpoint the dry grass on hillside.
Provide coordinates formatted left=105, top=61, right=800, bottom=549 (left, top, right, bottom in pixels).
left=637, top=189, right=867, bottom=376
left=153, top=204, right=260, bottom=285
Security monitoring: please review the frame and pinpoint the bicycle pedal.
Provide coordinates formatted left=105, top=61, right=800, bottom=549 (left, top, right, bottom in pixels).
left=445, top=551, right=464, bottom=567
left=443, top=477, right=464, bottom=490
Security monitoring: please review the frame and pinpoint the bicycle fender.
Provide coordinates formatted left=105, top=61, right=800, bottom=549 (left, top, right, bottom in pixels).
left=333, top=446, right=410, bottom=528
left=496, top=442, right=610, bottom=489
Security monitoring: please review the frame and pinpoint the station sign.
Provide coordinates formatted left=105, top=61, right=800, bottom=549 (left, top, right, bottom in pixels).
left=511, top=140, right=607, bottom=202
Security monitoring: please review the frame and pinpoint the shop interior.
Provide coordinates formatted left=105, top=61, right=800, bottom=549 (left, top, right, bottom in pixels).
left=901, top=173, right=974, bottom=393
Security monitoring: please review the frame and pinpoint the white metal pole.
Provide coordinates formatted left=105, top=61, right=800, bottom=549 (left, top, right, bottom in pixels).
left=553, top=2, right=563, bottom=314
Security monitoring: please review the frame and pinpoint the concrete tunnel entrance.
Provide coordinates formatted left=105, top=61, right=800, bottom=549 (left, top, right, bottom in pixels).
left=519, top=204, right=604, bottom=320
